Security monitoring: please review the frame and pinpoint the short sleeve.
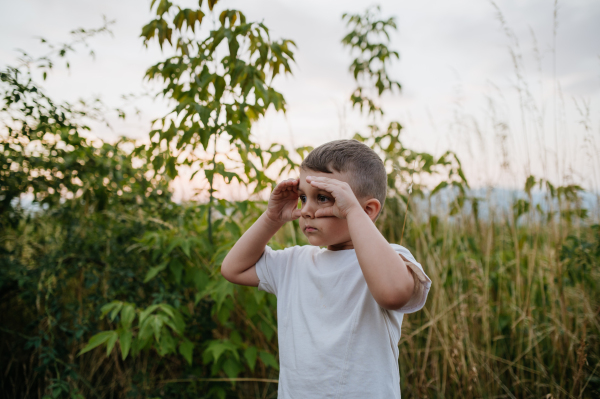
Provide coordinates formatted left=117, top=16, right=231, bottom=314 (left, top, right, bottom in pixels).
left=390, top=244, right=432, bottom=313
left=255, top=245, right=297, bottom=296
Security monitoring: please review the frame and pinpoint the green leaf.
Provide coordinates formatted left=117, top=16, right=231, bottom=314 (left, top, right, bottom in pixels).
left=197, top=10, right=205, bottom=23
left=230, top=330, right=242, bottom=345
left=144, top=261, right=168, bottom=282
left=173, top=9, right=186, bottom=30
left=166, top=237, right=184, bottom=255
left=525, top=175, right=536, bottom=195
left=513, top=199, right=530, bottom=220
left=78, top=331, right=114, bottom=356
left=194, top=104, right=211, bottom=126
left=207, top=0, right=219, bottom=11
left=199, top=126, right=212, bottom=150
left=244, top=294, right=259, bottom=318
left=138, top=318, right=154, bottom=342
left=258, top=350, right=279, bottom=370
left=259, top=319, right=274, bottom=341
left=211, top=279, right=234, bottom=311
left=179, top=340, right=194, bottom=365
left=189, top=268, right=209, bottom=292
left=158, top=329, right=176, bottom=355
left=204, top=340, right=239, bottom=363
left=157, top=303, right=176, bottom=319
left=120, top=304, right=136, bottom=329
left=180, top=239, right=191, bottom=258
left=244, top=346, right=257, bottom=372
left=170, top=258, right=184, bottom=284
left=139, top=304, right=159, bottom=324
left=100, top=301, right=121, bottom=319
left=156, top=304, right=185, bottom=335
left=166, top=156, right=177, bottom=179
left=119, top=330, right=132, bottom=360
left=106, top=331, right=119, bottom=356
left=214, top=75, right=226, bottom=101
left=431, top=181, right=448, bottom=197
left=151, top=315, right=163, bottom=342
left=225, top=220, right=241, bottom=238
left=223, top=358, right=242, bottom=379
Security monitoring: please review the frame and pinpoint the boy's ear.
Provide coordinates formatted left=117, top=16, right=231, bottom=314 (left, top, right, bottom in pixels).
left=363, top=198, right=382, bottom=222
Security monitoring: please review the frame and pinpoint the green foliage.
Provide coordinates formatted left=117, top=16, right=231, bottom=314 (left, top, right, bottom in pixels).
left=0, top=71, right=167, bottom=219
left=560, top=226, right=599, bottom=290
left=511, top=175, right=589, bottom=224
left=141, top=0, right=297, bottom=244
left=1, top=16, right=287, bottom=392
left=136, top=0, right=300, bottom=252
left=1, top=3, right=599, bottom=399
left=341, top=6, right=469, bottom=239
left=342, top=6, right=401, bottom=116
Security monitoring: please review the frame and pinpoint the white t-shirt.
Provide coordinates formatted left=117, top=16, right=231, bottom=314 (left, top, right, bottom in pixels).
left=255, top=244, right=431, bottom=399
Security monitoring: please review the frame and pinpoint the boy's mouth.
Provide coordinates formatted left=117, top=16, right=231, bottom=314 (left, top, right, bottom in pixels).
left=304, top=226, right=318, bottom=233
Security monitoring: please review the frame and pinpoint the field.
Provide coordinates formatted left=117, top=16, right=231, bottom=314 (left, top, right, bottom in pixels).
left=1, top=1, right=599, bottom=398
left=2, top=173, right=599, bottom=398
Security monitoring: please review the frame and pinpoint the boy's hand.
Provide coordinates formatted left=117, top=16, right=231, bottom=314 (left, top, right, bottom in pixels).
left=266, top=178, right=302, bottom=224
left=306, top=176, right=362, bottom=219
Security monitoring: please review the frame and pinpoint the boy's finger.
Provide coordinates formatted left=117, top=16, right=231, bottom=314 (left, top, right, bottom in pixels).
left=308, top=179, right=335, bottom=193
left=283, top=178, right=298, bottom=186
left=306, top=176, right=344, bottom=190
left=315, top=207, right=335, bottom=218
left=291, top=208, right=302, bottom=220
left=284, top=179, right=298, bottom=193
left=306, top=176, right=341, bottom=184
left=276, top=178, right=298, bottom=191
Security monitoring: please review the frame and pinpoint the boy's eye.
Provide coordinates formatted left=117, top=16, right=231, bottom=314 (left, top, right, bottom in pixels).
left=317, top=195, right=330, bottom=203
left=299, top=195, right=306, bottom=204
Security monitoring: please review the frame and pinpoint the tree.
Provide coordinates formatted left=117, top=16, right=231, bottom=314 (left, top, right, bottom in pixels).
left=341, top=6, right=468, bottom=240
left=0, top=20, right=180, bottom=399
left=141, top=0, right=298, bottom=242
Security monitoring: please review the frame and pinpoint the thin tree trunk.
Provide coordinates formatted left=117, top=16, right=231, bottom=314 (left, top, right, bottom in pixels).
left=207, top=133, right=218, bottom=245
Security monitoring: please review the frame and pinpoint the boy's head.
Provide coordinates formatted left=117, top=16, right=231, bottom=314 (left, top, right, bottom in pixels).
left=298, top=140, right=387, bottom=250
left=301, top=139, right=387, bottom=208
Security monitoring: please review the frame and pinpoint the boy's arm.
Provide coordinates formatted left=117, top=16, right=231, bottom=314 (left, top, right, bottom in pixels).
left=307, top=176, right=415, bottom=310
left=345, top=207, right=415, bottom=310
left=220, top=213, right=284, bottom=286
left=221, top=178, right=301, bottom=287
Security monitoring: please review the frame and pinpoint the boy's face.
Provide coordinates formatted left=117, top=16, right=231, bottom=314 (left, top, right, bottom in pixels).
left=297, top=168, right=355, bottom=250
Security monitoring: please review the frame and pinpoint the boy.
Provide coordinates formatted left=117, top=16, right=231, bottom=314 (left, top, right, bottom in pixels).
left=221, top=139, right=431, bottom=398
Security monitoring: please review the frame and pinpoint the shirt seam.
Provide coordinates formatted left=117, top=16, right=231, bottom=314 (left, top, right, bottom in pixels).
left=257, top=247, right=276, bottom=295
left=382, top=309, right=400, bottom=374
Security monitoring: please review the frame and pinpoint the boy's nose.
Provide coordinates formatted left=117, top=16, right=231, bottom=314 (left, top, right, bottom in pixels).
left=301, top=201, right=316, bottom=219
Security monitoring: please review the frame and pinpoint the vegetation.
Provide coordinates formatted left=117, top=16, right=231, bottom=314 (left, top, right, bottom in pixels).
left=1, top=1, right=598, bottom=398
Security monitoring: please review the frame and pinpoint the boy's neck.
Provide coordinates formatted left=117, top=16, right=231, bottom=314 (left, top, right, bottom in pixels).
left=327, top=240, right=355, bottom=251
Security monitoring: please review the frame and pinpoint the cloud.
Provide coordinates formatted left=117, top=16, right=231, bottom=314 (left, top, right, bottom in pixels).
left=1, top=0, right=598, bottom=188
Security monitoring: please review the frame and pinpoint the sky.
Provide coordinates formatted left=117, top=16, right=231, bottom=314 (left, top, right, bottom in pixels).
left=1, top=0, right=599, bottom=200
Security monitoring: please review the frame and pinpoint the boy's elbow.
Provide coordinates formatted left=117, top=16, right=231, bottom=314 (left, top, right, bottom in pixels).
left=220, top=265, right=230, bottom=281
left=378, top=282, right=414, bottom=311
left=221, top=266, right=238, bottom=284
left=378, top=294, right=409, bottom=311
left=220, top=257, right=234, bottom=282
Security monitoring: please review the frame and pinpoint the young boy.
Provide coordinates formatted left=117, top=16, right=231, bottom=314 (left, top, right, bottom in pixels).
left=221, top=139, right=431, bottom=398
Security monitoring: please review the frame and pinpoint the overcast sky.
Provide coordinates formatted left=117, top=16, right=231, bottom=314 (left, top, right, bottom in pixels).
left=2, top=0, right=599, bottom=196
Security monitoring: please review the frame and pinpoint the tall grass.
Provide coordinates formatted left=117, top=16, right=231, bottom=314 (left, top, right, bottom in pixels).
left=2, top=2, right=599, bottom=398
left=395, top=201, right=599, bottom=398
left=393, top=2, right=600, bottom=393
left=258, top=184, right=600, bottom=398
left=3, top=185, right=598, bottom=398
